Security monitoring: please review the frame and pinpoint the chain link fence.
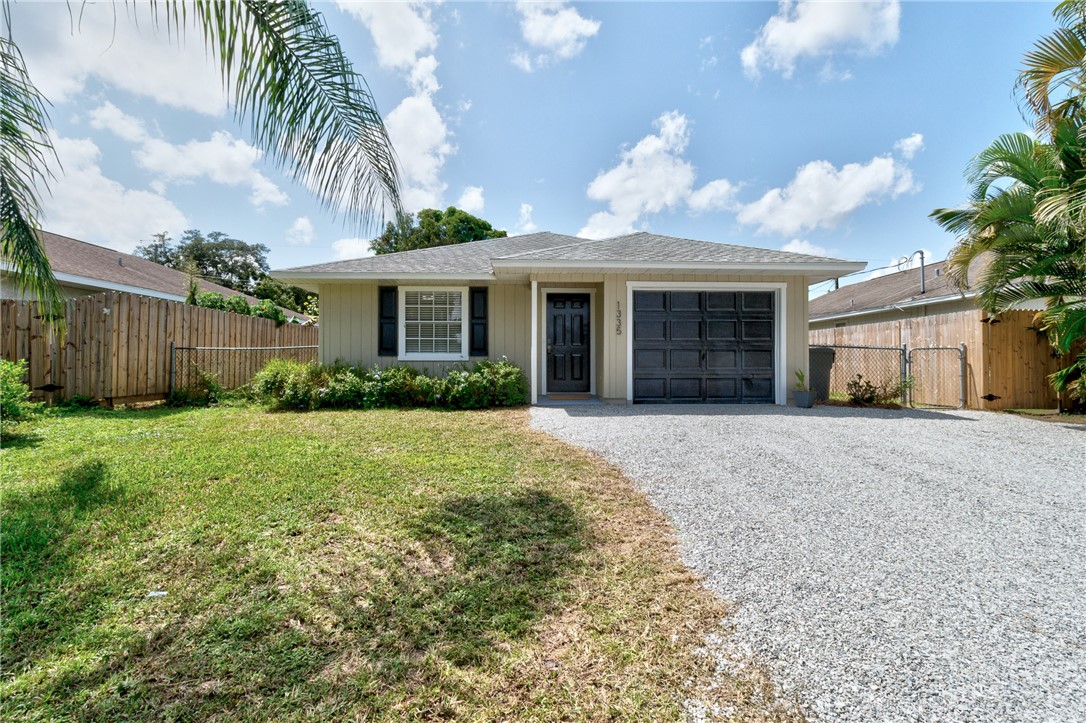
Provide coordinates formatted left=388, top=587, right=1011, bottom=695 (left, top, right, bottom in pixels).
left=811, top=344, right=907, bottom=404
left=170, top=344, right=318, bottom=396
left=810, top=344, right=966, bottom=408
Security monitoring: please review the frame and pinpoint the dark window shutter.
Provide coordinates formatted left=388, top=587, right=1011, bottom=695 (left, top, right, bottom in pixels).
left=378, top=286, right=397, bottom=356
left=469, top=287, right=488, bottom=357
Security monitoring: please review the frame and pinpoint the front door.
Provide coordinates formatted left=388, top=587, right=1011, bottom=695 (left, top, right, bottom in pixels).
left=547, top=294, right=591, bottom=393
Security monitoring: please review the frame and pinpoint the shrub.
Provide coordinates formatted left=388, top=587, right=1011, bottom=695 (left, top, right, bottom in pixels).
left=251, top=358, right=529, bottom=411
left=195, top=291, right=226, bottom=310
left=250, top=299, right=287, bottom=326
left=0, top=359, right=42, bottom=436
left=224, top=294, right=252, bottom=315
left=170, top=367, right=224, bottom=407
left=845, top=374, right=912, bottom=407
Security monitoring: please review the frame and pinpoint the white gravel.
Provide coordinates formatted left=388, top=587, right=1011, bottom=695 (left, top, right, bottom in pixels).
left=531, top=405, right=1086, bottom=722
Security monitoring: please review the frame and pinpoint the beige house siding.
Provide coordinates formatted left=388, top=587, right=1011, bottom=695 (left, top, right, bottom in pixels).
left=321, top=273, right=810, bottom=404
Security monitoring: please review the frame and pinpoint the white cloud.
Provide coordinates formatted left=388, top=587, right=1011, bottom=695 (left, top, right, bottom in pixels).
left=286, top=217, right=315, bottom=246
left=741, top=0, right=900, bottom=79
left=894, top=132, right=925, bottom=159
left=457, top=186, right=485, bottom=214
left=88, top=101, right=150, bottom=143
left=134, top=131, right=289, bottom=209
left=385, top=94, right=453, bottom=210
left=338, top=0, right=452, bottom=213
left=13, top=2, right=226, bottom=115
left=735, top=152, right=918, bottom=236
left=331, top=237, right=374, bottom=261
left=512, top=1, right=601, bottom=72
left=336, top=1, right=437, bottom=72
left=518, top=203, right=538, bottom=234
left=782, top=239, right=830, bottom=257
left=42, top=135, right=188, bottom=252
left=578, top=111, right=737, bottom=238
left=688, top=179, right=738, bottom=213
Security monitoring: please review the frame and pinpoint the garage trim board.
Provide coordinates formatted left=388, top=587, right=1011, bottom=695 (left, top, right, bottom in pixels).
left=625, top=281, right=787, bottom=405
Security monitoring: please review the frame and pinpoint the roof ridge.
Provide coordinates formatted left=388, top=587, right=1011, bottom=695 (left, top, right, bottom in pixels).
left=493, top=232, right=599, bottom=260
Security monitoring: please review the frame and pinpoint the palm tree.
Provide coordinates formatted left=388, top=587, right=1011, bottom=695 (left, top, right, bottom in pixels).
left=1018, top=0, right=1086, bottom=135
left=931, top=124, right=1086, bottom=405
left=1, top=1, right=401, bottom=326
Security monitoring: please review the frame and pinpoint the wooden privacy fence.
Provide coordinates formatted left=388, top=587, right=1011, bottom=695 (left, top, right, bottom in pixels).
left=810, top=308, right=1064, bottom=410
left=2, top=291, right=318, bottom=404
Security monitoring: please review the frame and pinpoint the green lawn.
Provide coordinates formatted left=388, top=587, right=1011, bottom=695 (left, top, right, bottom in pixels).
left=2, top=405, right=800, bottom=721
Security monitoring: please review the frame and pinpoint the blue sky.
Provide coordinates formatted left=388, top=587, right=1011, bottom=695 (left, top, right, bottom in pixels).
left=15, top=1, right=1053, bottom=294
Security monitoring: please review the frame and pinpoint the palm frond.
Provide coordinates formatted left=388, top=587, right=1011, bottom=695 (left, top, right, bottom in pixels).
left=1017, top=25, right=1086, bottom=132
left=152, top=0, right=402, bottom=230
left=0, top=35, right=65, bottom=328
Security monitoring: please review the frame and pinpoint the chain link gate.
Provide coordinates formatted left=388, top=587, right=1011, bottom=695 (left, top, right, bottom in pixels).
left=906, top=344, right=966, bottom=409
left=811, top=343, right=967, bottom=409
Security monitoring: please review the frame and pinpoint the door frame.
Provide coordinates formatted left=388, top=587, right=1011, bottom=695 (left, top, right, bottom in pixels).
left=541, top=288, right=596, bottom=397
left=625, top=281, right=787, bottom=405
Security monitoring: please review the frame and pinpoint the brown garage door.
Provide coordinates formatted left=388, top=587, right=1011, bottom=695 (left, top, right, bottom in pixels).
left=632, top=290, right=775, bottom=403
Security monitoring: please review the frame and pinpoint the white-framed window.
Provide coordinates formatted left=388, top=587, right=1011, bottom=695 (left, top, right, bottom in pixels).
left=398, top=286, right=469, bottom=361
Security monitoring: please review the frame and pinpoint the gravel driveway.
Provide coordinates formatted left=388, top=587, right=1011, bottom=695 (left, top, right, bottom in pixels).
left=531, top=405, right=1086, bottom=722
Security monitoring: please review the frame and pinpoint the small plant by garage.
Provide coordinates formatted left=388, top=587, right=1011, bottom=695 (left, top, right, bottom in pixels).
left=793, top=369, right=815, bottom=408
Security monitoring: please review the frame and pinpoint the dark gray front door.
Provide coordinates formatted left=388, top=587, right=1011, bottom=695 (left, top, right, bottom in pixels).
left=547, top=294, right=591, bottom=393
left=632, top=290, right=774, bottom=403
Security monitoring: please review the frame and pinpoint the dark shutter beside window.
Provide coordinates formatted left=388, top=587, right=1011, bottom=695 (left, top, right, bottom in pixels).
left=378, top=286, right=397, bottom=356
left=469, top=287, right=488, bottom=357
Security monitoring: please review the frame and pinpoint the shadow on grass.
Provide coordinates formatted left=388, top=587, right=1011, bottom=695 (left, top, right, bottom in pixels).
left=7, top=489, right=588, bottom=720
left=1, top=460, right=123, bottom=668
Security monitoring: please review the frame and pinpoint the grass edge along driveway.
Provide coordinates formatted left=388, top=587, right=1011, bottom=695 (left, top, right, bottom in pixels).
left=1, top=406, right=801, bottom=722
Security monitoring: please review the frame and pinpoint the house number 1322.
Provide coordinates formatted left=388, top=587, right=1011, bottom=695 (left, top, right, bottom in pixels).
left=615, top=301, right=622, bottom=335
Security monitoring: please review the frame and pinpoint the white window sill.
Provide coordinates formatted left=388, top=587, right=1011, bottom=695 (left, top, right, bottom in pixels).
left=398, top=354, right=468, bottom=362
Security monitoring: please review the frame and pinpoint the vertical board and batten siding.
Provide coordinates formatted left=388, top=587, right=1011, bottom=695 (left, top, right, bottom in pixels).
left=809, top=308, right=1063, bottom=410
left=2, top=291, right=317, bottom=403
left=320, top=274, right=810, bottom=403
left=318, top=282, right=532, bottom=375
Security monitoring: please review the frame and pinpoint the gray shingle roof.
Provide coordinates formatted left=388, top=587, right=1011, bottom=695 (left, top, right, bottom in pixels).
left=497, top=231, right=849, bottom=264
left=809, top=259, right=977, bottom=319
left=276, top=230, right=859, bottom=278
left=277, top=232, right=584, bottom=275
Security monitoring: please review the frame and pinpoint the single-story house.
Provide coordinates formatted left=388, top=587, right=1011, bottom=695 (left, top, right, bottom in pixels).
left=0, top=231, right=309, bottom=322
left=273, top=231, right=864, bottom=405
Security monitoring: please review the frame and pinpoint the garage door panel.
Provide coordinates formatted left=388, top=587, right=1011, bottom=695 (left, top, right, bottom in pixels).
left=742, top=320, right=773, bottom=340
left=635, top=291, right=666, bottom=312
left=634, top=320, right=667, bottom=342
left=706, top=292, right=737, bottom=311
left=743, top=349, right=774, bottom=371
left=706, top=378, right=739, bottom=401
left=707, top=349, right=737, bottom=370
left=743, top=292, right=774, bottom=311
left=670, top=292, right=701, bottom=311
left=670, top=320, right=702, bottom=340
left=632, top=290, right=775, bottom=404
left=633, top=378, right=666, bottom=400
left=633, top=348, right=667, bottom=371
left=671, top=349, right=701, bottom=371
left=743, top=377, right=774, bottom=402
left=706, top=320, right=737, bottom=341
left=670, top=378, right=702, bottom=400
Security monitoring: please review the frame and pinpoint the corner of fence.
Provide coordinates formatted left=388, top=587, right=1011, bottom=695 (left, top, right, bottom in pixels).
left=169, top=341, right=176, bottom=397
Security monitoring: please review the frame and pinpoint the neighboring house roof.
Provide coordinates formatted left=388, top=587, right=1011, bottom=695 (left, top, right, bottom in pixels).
left=809, top=259, right=975, bottom=322
left=1, top=231, right=309, bottom=321
left=274, top=231, right=865, bottom=287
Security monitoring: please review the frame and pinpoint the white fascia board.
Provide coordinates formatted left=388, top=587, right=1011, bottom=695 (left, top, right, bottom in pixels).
left=810, top=291, right=977, bottom=322
left=270, top=271, right=495, bottom=286
left=0, top=266, right=187, bottom=302
left=490, top=258, right=866, bottom=275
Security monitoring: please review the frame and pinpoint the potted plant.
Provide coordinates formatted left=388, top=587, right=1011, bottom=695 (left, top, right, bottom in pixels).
left=793, top=370, right=815, bottom=408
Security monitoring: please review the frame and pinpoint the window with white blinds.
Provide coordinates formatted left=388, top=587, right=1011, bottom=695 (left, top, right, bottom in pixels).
left=399, top=288, right=467, bottom=359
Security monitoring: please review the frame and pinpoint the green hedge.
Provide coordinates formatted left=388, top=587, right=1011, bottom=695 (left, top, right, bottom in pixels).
left=1, top=359, right=42, bottom=438
left=252, top=358, right=529, bottom=411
